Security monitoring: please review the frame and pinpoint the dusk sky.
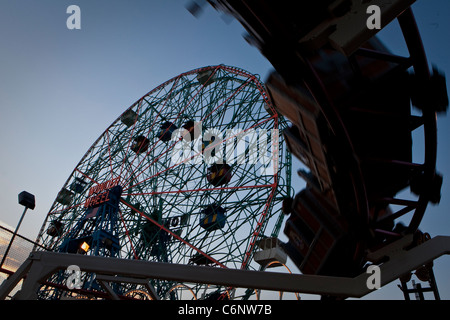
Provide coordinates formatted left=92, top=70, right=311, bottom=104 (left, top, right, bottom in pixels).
left=0, top=1, right=449, bottom=300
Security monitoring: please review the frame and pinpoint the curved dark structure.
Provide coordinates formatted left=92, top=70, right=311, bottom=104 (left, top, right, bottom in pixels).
left=207, top=0, right=448, bottom=280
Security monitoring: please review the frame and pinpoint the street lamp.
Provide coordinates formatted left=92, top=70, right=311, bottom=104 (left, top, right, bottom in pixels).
left=0, top=191, right=35, bottom=271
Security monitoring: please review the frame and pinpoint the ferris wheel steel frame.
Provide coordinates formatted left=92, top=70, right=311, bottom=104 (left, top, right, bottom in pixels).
left=32, top=64, right=293, bottom=299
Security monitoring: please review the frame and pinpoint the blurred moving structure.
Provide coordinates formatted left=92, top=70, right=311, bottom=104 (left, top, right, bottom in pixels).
left=207, top=0, right=448, bottom=294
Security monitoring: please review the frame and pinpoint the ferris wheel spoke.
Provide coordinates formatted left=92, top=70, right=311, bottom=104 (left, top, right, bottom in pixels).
left=119, top=198, right=227, bottom=268
left=118, top=98, right=145, bottom=180
left=128, top=77, right=245, bottom=188
left=105, top=131, right=115, bottom=179
left=241, top=186, right=277, bottom=269
left=117, top=209, right=139, bottom=260
left=123, top=183, right=274, bottom=197
left=47, top=202, right=84, bottom=217
left=123, top=114, right=275, bottom=194
left=121, top=67, right=223, bottom=188
left=201, top=79, right=253, bottom=125
left=75, top=168, right=101, bottom=185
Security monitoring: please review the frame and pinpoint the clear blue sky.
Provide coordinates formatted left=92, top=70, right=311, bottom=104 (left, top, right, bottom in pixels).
left=0, top=0, right=449, bottom=300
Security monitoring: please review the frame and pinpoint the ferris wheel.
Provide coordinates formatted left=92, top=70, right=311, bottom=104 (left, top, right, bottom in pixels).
left=34, top=65, right=292, bottom=299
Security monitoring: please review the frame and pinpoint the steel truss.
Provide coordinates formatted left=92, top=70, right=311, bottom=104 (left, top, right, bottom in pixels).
left=1, top=235, right=449, bottom=300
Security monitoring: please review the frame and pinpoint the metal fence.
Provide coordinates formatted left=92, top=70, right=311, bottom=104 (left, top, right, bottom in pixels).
left=0, top=225, right=46, bottom=298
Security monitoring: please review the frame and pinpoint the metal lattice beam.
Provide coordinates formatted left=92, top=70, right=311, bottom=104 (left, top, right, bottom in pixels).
left=1, top=235, right=449, bottom=300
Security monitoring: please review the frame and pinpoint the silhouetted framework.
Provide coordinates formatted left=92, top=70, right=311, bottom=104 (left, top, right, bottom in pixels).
left=207, top=0, right=448, bottom=289
left=1, top=235, right=450, bottom=300
left=33, top=65, right=293, bottom=300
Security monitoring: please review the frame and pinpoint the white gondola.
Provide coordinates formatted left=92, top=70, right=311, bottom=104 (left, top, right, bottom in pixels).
left=254, top=237, right=287, bottom=267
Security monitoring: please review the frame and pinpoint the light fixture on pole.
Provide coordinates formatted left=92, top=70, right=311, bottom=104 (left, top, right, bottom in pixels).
left=0, top=191, right=35, bottom=271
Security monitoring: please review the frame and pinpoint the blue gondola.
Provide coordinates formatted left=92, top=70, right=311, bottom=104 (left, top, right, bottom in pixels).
left=199, top=204, right=226, bottom=231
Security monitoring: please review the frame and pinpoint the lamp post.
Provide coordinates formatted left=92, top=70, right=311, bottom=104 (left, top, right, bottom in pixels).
left=0, top=191, right=35, bottom=271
